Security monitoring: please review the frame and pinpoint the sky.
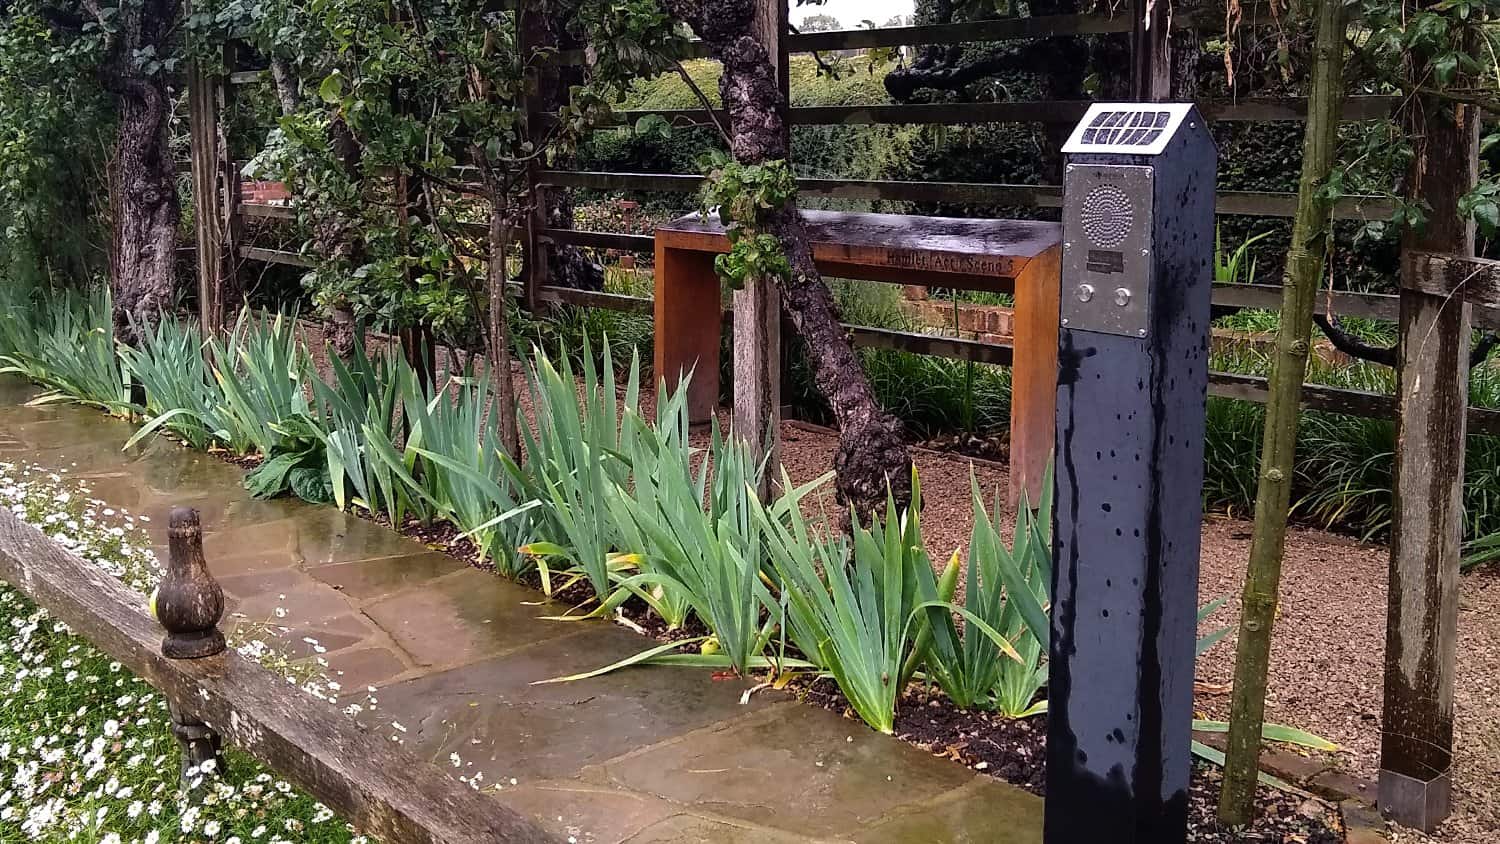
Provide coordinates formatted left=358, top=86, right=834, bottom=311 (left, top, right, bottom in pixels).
left=791, top=0, right=916, bottom=30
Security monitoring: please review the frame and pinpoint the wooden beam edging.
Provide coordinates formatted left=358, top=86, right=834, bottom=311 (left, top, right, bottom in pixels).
left=0, top=506, right=558, bottom=844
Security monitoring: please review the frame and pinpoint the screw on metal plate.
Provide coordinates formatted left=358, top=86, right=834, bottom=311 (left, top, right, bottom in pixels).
left=1137, top=328, right=1147, bottom=337
left=1062, top=318, right=1070, bottom=326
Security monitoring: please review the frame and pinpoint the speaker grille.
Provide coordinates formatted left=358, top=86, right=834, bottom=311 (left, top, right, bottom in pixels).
left=1081, top=185, right=1134, bottom=248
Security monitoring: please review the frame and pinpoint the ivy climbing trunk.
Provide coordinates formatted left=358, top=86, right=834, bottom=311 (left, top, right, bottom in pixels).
left=1217, top=0, right=1345, bottom=824
left=664, top=0, right=913, bottom=512
left=106, top=0, right=182, bottom=344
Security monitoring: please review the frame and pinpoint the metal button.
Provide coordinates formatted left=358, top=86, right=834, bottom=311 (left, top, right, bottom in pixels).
left=1114, top=287, right=1132, bottom=306
left=1077, top=284, right=1096, bottom=303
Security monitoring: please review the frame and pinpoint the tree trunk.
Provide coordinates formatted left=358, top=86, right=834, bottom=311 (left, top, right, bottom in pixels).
left=106, top=0, right=180, bottom=346
left=269, top=58, right=301, bottom=116
left=668, top=0, right=913, bottom=512
left=1217, top=0, right=1345, bottom=824
left=312, top=115, right=367, bottom=361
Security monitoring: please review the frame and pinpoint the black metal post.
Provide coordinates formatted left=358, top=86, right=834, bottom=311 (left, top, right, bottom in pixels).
left=1046, top=105, right=1216, bottom=844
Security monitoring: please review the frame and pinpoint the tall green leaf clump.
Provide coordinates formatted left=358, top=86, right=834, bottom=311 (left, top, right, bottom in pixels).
left=759, top=474, right=940, bottom=734
left=919, top=470, right=1052, bottom=717
left=209, top=309, right=312, bottom=457
left=118, top=318, right=223, bottom=450
left=510, top=339, right=638, bottom=599
left=0, top=283, right=126, bottom=411
left=399, top=371, right=537, bottom=577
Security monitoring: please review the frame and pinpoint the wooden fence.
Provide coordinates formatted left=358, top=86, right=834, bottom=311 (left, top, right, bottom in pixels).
left=200, top=8, right=1500, bottom=438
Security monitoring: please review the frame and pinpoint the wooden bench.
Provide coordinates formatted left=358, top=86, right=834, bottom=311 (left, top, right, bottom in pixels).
left=654, top=209, right=1062, bottom=505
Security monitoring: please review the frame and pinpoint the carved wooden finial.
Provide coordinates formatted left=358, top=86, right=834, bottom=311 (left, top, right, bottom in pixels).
left=157, top=507, right=226, bottom=659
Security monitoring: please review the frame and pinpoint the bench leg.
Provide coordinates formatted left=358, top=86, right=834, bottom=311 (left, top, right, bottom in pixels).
left=654, top=243, right=722, bottom=423
left=1008, top=246, right=1061, bottom=510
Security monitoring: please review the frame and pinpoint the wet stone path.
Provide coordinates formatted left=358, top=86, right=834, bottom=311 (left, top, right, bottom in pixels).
left=0, top=377, right=1042, bottom=843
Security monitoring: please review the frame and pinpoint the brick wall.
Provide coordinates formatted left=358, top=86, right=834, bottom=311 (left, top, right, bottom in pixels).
left=241, top=181, right=290, bottom=203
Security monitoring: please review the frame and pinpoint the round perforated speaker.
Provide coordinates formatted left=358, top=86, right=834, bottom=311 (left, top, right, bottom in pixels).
left=1081, top=185, right=1134, bottom=248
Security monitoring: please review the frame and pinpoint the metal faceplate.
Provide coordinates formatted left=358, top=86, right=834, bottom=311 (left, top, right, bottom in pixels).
left=1062, top=164, right=1154, bottom=338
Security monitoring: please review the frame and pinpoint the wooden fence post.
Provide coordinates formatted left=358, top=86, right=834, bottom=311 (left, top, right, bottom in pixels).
left=157, top=508, right=227, bottom=788
left=188, top=47, right=240, bottom=334
left=1379, top=98, right=1478, bottom=832
left=519, top=4, right=549, bottom=314
left=734, top=0, right=788, bottom=498
left=1130, top=0, right=1170, bottom=100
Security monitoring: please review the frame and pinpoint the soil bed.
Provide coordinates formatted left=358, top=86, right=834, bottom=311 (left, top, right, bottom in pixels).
left=800, top=680, right=1343, bottom=843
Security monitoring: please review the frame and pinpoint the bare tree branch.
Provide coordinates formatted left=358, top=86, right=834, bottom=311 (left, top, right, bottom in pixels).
left=672, top=60, right=732, bottom=144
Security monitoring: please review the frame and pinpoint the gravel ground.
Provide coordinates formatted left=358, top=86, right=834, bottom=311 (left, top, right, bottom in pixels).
left=297, top=323, right=1499, bottom=841
left=745, top=407, right=1500, bottom=843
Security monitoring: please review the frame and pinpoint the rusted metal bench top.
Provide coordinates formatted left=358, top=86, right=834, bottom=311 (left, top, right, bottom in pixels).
left=657, top=210, right=1062, bottom=291
left=654, top=209, right=1062, bottom=506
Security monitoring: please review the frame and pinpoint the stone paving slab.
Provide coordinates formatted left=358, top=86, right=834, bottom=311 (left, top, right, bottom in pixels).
left=0, top=376, right=1044, bottom=843
left=362, top=568, right=581, bottom=669
left=305, top=550, right=468, bottom=601
left=590, top=702, right=986, bottom=838
left=852, top=777, right=1043, bottom=844
left=355, top=625, right=764, bottom=783
left=622, top=812, right=829, bottom=843
left=494, top=780, right=684, bottom=843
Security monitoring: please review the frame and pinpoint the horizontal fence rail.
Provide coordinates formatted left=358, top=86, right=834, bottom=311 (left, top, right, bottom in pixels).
left=533, top=170, right=1396, bottom=220
left=547, top=5, right=1293, bottom=64
left=230, top=229, right=1500, bottom=434
left=0, top=507, right=557, bottom=844
left=606, top=96, right=1400, bottom=129
left=510, top=285, right=1500, bottom=436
